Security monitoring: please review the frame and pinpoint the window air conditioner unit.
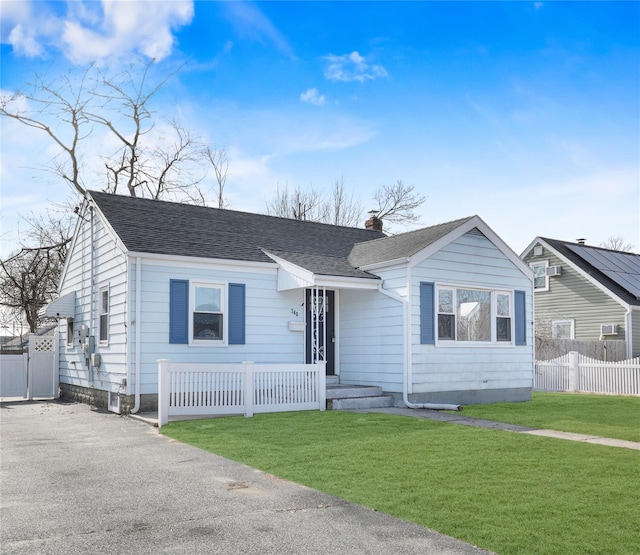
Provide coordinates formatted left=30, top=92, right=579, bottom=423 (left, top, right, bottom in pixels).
left=600, top=324, right=618, bottom=336
left=546, top=265, right=562, bottom=276
left=108, top=391, right=122, bottom=414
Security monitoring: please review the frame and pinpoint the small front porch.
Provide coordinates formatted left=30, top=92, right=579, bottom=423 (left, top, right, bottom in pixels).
left=325, top=375, right=395, bottom=410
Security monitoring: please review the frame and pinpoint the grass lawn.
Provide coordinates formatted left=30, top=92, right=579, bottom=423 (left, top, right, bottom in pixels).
left=161, top=406, right=639, bottom=555
left=452, top=392, right=640, bottom=442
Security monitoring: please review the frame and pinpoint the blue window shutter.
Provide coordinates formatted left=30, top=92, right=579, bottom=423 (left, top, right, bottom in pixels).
left=420, top=282, right=435, bottom=345
left=169, top=279, right=189, bottom=344
left=228, top=283, right=246, bottom=345
left=515, top=290, right=526, bottom=346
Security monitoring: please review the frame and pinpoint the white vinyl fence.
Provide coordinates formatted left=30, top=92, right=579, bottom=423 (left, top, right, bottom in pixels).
left=158, top=360, right=326, bottom=427
left=0, top=334, right=59, bottom=400
left=535, top=351, right=640, bottom=396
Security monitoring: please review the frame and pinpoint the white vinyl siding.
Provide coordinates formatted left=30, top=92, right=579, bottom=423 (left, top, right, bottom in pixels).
left=339, top=287, right=404, bottom=393
left=411, top=231, right=533, bottom=395
left=134, top=260, right=304, bottom=395
left=56, top=210, right=128, bottom=391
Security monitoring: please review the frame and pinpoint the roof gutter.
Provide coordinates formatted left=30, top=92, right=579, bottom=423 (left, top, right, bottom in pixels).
left=376, top=281, right=461, bottom=412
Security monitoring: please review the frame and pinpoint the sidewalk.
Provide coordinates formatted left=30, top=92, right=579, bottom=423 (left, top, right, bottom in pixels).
left=346, top=407, right=640, bottom=450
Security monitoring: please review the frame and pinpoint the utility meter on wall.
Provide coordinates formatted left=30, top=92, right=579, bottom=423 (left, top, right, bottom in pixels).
left=77, top=325, right=89, bottom=345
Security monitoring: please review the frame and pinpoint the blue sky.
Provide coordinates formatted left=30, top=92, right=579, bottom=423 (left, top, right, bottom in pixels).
left=1, top=0, right=639, bottom=258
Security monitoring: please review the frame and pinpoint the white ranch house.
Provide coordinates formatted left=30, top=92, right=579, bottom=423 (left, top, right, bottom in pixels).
left=46, top=191, right=534, bottom=414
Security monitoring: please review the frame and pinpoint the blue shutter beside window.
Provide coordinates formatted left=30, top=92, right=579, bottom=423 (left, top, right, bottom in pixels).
left=228, top=283, right=246, bottom=345
left=514, top=290, right=526, bottom=346
left=169, top=279, right=189, bottom=344
left=420, top=282, right=435, bottom=345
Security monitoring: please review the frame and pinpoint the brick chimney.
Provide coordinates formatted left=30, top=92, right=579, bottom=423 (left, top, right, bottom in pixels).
left=365, top=215, right=383, bottom=232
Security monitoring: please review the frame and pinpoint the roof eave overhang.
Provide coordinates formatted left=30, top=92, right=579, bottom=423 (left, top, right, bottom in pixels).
left=44, top=291, right=76, bottom=319
left=263, top=250, right=381, bottom=292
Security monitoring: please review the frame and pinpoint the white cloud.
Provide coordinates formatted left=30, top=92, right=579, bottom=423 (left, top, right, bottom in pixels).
left=1, top=0, right=194, bottom=64
left=62, top=0, right=194, bottom=64
left=300, top=88, right=326, bottom=106
left=223, top=2, right=294, bottom=59
left=324, top=51, right=388, bottom=83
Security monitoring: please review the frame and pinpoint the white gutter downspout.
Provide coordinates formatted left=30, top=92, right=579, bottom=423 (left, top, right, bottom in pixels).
left=625, top=308, right=633, bottom=360
left=89, top=204, right=95, bottom=386
left=130, top=256, right=142, bottom=413
left=376, top=282, right=461, bottom=412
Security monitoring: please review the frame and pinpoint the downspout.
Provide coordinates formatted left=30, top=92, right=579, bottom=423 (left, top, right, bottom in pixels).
left=89, top=204, right=95, bottom=386
left=625, top=308, right=633, bottom=360
left=376, top=282, right=461, bottom=412
left=130, top=256, right=142, bottom=413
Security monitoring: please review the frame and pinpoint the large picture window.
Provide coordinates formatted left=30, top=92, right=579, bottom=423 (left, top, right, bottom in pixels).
left=436, top=286, right=513, bottom=344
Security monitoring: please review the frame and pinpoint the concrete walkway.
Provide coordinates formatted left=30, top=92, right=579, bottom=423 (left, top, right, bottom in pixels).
left=0, top=400, right=493, bottom=555
left=347, top=407, right=640, bottom=450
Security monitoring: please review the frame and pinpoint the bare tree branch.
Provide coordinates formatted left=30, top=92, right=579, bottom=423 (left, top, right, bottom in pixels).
left=372, top=180, right=426, bottom=225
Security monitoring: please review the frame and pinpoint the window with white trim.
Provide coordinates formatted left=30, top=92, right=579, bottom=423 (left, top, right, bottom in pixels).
left=530, top=261, right=548, bottom=291
left=66, top=318, right=74, bottom=347
left=99, top=286, right=109, bottom=343
left=552, top=319, right=574, bottom=339
left=436, top=286, right=514, bottom=344
left=190, top=282, right=227, bottom=344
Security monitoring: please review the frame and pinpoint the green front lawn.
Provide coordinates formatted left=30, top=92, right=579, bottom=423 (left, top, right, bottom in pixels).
left=452, top=392, right=640, bottom=442
left=161, top=401, right=639, bottom=555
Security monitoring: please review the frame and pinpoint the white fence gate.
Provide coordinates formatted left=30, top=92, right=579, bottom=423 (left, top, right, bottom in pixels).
left=535, top=351, right=640, bottom=396
left=158, top=360, right=326, bottom=427
left=0, top=333, right=59, bottom=400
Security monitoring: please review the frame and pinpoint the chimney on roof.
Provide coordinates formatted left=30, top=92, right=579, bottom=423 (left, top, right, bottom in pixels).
left=365, top=211, right=383, bottom=232
left=576, top=238, right=587, bottom=245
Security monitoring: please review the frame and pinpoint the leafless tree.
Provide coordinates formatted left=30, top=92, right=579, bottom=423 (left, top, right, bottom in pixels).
left=1, top=60, right=221, bottom=202
left=0, top=209, right=74, bottom=333
left=265, top=183, right=324, bottom=221
left=265, top=177, right=427, bottom=230
left=205, top=146, right=230, bottom=208
left=320, top=177, right=362, bottom=227
left=1, top=61, right=228, bottom=326
left=372, top=180, right=426, bottom=225
left=600, top=236, right=635, bottom=252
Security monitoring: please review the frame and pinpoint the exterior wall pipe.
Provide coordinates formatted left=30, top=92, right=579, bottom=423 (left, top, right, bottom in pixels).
left=130, top=256, right=142, bottom=413
left=89, top=204, right=95, bottom=386
left=625, top=308, right=632, bottom=359
left=376, top=283, right=461, bottom=412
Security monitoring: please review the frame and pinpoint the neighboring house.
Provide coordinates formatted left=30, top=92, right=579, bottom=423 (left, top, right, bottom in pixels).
left=521, top=238, right=640, bottom=359
left=45, top=191, right=534, bottom=412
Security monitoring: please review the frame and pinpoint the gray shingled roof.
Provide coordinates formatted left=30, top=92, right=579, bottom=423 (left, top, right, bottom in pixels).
left=349, top=216, right=475, bottom=268
left=89, top=192, right=480, bottom=280
left=89, top=191, right=385, bottom=278
left=541, top=237, right=640, bottom=305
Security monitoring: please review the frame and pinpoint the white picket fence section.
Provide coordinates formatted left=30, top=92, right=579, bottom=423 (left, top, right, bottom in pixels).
left=157, top=360, right=326, bottom=427
left=535, top=351, right=640, bottom=396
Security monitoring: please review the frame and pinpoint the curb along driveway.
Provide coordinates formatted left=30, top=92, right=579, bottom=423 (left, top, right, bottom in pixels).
left=0, top=401, right=493, bottom=555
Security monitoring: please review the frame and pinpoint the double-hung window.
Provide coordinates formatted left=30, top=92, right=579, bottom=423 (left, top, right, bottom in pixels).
left=530, top=261, right=548, bottom=291
left=170, top=279, right=246, bottom=346
left=434, top=286, right=514, bottom=344
left=99, top=286, right=109, bottom=343
left=191, top=282, right=226, bottom=343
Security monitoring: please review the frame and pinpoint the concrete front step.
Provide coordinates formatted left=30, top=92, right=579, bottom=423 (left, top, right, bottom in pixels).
left=326, top=385, right=384, bottom=399
left=328, top=395, right=395, bottom=410
left=326, top=384, right=395, bottom=410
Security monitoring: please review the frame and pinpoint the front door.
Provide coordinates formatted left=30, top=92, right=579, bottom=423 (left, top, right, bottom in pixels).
left=305, top=289, right=335, bottom=375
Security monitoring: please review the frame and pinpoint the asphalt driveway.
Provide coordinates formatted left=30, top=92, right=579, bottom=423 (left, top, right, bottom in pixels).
left=0, top=400, right=493, bottom=555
